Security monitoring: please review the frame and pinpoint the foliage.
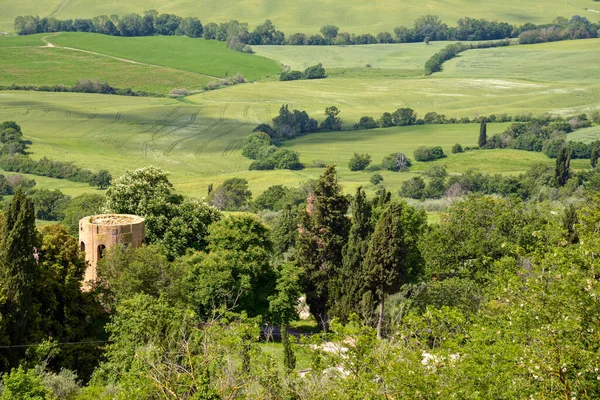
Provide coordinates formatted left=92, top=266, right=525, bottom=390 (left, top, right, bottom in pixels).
left=297, top=165, right=349, bottom=330
left=381, top=152, right=411, bottom=172
left=369, top=174, right=383, bottom=185
left=319, top=106, right=342, bottom=131
left=253, top=185, right=303, bottom=211
left=31, top=189, right=70, bottom=221
left=208, top=178, right=252, bottom=211
left=88, top=170, right=112, bottom=190
left=413, top=146, right=446, bottom=162
left=400, top=177, right=426, bottom=199
left=363, top=201, right=426, bottom=337
left=106, top=166, right=221, bottom=258
left=61, top=193, right=105, bottom=235
left=1, top=365, right=51, bottom=400
left=424, top=39, right=511, bottom=75
left=354, top=116, right=378, bottom=130
left=554, top=146, right=571, bottom=187
left=348, top=153, right=372, bottom=171
left=451, top=143, right=463, bottom=153
left=184, top=214, right=276, bottom=320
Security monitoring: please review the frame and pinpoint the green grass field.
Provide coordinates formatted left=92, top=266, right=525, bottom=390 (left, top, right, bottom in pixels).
left=0, top=91, right=590, bottom=200
left=48, top=33, right=282, bottom=81
left=253, top=41, right=454, bottom=74
left=569, top=126, right=600, bottom=143
left=439, top=39, right=600, bottom=84
left=0, top=47, right=213, bottom=94
left=1, top=0, right=596, bottom=34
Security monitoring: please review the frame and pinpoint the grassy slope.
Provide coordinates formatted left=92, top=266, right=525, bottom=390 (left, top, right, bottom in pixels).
left=0, top=47, right=213, bottom=94
left=1, top=0, right=596, bottom=33
left=0, top=91, right=590, bottom=199
left=439, top=39, right=600, bottom=84
left=253, top=41, right=454, bottom=72
left=48, top=33, right=282, bottom=80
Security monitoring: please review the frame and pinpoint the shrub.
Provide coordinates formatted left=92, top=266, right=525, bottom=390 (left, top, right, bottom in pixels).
left=249, top=159, right=275, bottom=170
left=370, top=173, right=384, bottom=185
left=304, top=63, right=326, bottom=79
left=269, top=149, right=303, bottom=170
left=451, top=143, right=463, bottom=153
left=348, top=153, right=372, bottom=171
left=414, top=146, right=446, bottom=162
left=400, top=177, right=425, bottom=199
left=354, top=116, right=378, bottom=130
left=242, top=132, right=272, bottom=159
left=382, top=153, right=411, bottom=172
left=279, top=70, right=304, bottom=81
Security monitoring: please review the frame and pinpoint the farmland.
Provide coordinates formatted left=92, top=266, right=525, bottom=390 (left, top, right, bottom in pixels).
left=48, top=33, right=283, bottom=81
left=0, top=35, right=599, bottom=198
left=0, top=0, right=595, bottom=34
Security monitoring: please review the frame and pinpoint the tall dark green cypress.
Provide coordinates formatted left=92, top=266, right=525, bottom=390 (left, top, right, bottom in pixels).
left=333, top=187, right=373, bottom=323
left=554, top=146, right=571, bottom=187
left=297, top=165, right=349, bottom=331
left=478, top=118, right=487, bottom=148
left=591, top=147, right=598, bottom=169
left=363, top=201, right=426, bottom=339
left=0, top=189, right=39, bottom=368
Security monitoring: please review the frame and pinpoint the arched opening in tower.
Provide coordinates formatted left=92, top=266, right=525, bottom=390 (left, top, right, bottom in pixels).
left=80, top=241, right=85, bottom=252
left=97, top=244, right=106, bottom=259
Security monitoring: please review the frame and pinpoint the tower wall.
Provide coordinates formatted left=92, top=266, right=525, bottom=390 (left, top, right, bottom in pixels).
left=78, top=214, right=145, bottom=285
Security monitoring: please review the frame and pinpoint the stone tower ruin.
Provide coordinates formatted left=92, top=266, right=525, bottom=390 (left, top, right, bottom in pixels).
left=79, top=214, right=145, bottom=284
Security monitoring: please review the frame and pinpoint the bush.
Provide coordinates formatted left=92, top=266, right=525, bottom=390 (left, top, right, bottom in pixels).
left=414, top=146, right=446, bottom=162
left=400, top=177, right=426, bottom=199
left=451, top=143, right=463, bottom=153
left=280, top=70, right=303, bottom=81
left=269, top=149, right=303, bottom=170
left=304, top=63, right=326, bottom=79
left=348, top=153, right=372, bottom=171
left=354, top=116, right=378, bottom=130
left=382, top=153, right=411, bottom=172
left=370, top=173, right=384, bottom=185
left=248, top=159, right=275, bottom=170
left=242, top=132, right=272, bottom=159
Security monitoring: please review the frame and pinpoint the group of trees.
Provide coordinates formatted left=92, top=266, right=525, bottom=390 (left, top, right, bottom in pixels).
left=2, top=161, right=600, bottom=397
left=480, top=113, right=600, bottom=159
left=348, top=152, right=412, bottom=172
left=424, top=39, right=511, bottom=75
left=279, top=63, right=326, bottom=81
left=242, top=132, right=303, bottom=170
left=17, top=12, right=598, bottom=49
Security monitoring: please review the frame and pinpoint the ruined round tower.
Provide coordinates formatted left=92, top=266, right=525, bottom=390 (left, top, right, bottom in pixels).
left=79, top=214, right=145, bottom=284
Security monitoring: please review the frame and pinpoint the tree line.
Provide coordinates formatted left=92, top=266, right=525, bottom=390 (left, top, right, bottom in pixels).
left=15, top=12, right=599, bottom=51
left=2, top=162, right=600, bottom=397
left=0, top=121, right=112, bottom=189
left=0, top=79, right=158, bottom=97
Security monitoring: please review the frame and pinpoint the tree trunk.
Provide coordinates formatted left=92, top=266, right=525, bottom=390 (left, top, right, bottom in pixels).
left=377, top=290, right=385, bottom=339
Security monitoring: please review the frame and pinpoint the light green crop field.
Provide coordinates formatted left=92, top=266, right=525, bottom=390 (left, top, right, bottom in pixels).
left=439, top=39, right=600, bottom=84
left=0, top=33, right=49, bottom=47
left=0, top=91, right=590, bottom=200
left=48, top=33, right=282, bottom=81
left=569, top=126, right=600, bottom=143
left=0, top=47, right=212, bottom=94
left=189, top=77, right=600, bottom=121
left=253, top=42, right=455, bottom=73
left=0, top=0, right=596, bottom=34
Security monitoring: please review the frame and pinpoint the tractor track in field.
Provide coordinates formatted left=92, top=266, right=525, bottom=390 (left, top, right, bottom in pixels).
left=48, top=0, right=69, bottom=18
left=194, top=104, right=230, bottom=158
left=114, top=112, right=121, bottom=121
left=140, top=107, right=181, bottom=158
left=242, top=105, right=251, bottom=122
left=163, top=108, right=203, bottom=156
left=222, top=139, right=244, bottom=157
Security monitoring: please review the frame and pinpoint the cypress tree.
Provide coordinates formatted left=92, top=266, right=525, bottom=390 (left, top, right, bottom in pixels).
left=281, top=327, right=296, bottom=372
left=297, top=165, right=349, bottom=331
left=333, top=187, right=374, bottom=323
left=0, top=189, right=39, bottom=368
left=554, top=146, right=571, bottom=187
left=363, top=201, right=426, bottom=339
left=591, top=147, right=598, bottom=169
left=478, top=118, right=487, bottom=148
